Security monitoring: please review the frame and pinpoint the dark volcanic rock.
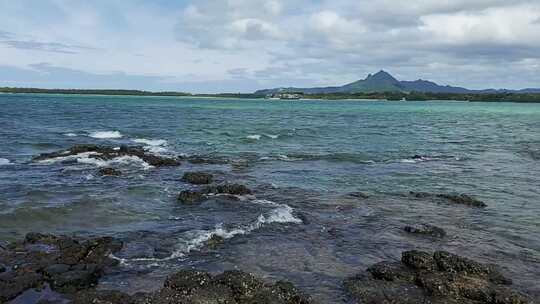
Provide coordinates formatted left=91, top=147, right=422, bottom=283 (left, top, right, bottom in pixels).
left=410, top=191, right=487, bottom=207
left=98, top=167, right=122, bottom=176
left=404, top=223, right=447, bottom=238
left=78, top=269, right=312, bottom=304
left=177, top=190, right=205, bottom=204
left=345, top=250, right=531, bottom=304
left=33, top=144, right=180, bottom=167
left=182, top=171, right=213, bottom=185
left=0, top=233, right=122, bottom=302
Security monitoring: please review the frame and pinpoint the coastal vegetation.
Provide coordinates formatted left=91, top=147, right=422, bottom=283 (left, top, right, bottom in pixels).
left=2, top=87, right=540, bottom=102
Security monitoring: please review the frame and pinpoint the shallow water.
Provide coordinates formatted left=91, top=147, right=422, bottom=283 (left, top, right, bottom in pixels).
left=1, top=94, right=539, bottom=302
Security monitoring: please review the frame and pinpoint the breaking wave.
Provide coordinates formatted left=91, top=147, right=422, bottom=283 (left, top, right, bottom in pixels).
left=246, top=134, right=262, bottom=140
left=112, top=199, right=301, bottom=265
left=132, top=138, right=167, bottom=146
left=89, top=131, right=123, bottom=139
left=0, top=158, right=12, bottom=166
left=37, top=152, right=153, bottom=170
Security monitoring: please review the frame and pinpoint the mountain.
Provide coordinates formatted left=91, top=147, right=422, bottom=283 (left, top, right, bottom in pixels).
left=254, top=71, right=540, bottom=95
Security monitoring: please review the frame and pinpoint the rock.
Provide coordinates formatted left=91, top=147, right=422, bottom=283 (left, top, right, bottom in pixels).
left=402, top=250, right=437, bottom=270
left=136, top=269, right=311, bottom=304
left=404, top=223, right=447, bottom=238
left=367, top=262, right=416, bottom=283
left=164, top=270, right=212, bottom=293
left=344, top=274, right=427, bottom=304
left=206, top=235, right=224, bottom=249
left=437, top=194, right=486, bottom=207
left=178, top=190, right=205, bottom=204
left=182, top=172, right=213, bottom=185
left=33, top=144, right=180, bottom=167
left=98, top=167, right=122, bottom=176
left=345, top=250, right=532, bottom=304
left=0, top=265, right=5, bottom=273
left=0, top=233, right=122, bottom=302
left=347, top=192, right=370, bottom=199
left=409, top=192, right=487, bottom=207
left=204, top=183, right=252, bottom=196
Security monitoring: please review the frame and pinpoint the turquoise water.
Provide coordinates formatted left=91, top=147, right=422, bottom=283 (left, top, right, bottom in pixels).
left=1, top=94, right=539, bottom=302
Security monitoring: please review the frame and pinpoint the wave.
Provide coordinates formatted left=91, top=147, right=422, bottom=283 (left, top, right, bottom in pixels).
left=37, top=152, right=153, bottom=170
left=64, top=133, right=78, bottom=137
left=89, top=131, right=123, bottom=139
left=264, top=134, right=279, bottom=139
left=0, top=158, right=12, bottom=166
left=246, top=134, right=261, bottom=140
left=132, top=138, right=167, bottom=146
left=247, top=134, right=280, bottom=141
left=113, top=199, right=301, bottom=265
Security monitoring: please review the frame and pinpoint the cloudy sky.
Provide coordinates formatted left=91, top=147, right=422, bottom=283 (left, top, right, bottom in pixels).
left=1, top=0, right=539, bottom=93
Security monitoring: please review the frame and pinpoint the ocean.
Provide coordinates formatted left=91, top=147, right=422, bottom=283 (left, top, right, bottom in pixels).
left=1, top=94, right=539, bottom=302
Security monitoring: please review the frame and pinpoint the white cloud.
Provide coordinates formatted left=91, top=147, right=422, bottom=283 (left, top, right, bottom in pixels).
left=1, top=0, right=540, bottom=92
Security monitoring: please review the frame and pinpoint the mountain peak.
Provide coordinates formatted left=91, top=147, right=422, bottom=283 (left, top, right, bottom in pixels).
left=366, top=70, right=398, bottom=82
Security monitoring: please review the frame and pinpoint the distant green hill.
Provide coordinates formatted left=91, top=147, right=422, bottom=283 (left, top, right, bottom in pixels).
left=254, top=70, right=540, bottom=95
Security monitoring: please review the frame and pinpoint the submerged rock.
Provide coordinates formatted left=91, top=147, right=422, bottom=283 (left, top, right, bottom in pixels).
left=98, top=167, right=122, bottom=176
left=73, top=269, right=312, bottom=304
left=178, top=190, right=205, bottom=204
left=204, top=183, right=252, bottom=196
left=345, top=250, right=531, bottom=304
left=0, top=233, right=122, bottom=302
left=410, top=192, right=487, bottom=207
left=182, top=171, right=213, bottom=185
left=33, top=144, right=180, bottom=167
left=347, top=192, right=370, bottom=199
left=404, top=223, right=447, bottom=238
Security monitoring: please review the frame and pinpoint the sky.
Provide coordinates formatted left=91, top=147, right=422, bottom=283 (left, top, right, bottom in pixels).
left=1, top=0, right=539, bottom=93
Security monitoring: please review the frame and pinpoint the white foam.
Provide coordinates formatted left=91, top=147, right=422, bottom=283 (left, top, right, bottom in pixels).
left=265, top=134, right=279, bottom=139
left=115, top=199, right=301, bottom=265
left=133, top=138, right=167, bottom=146
left=0, top=158, right=12, bottom=166
left=38, top=152, right=153, bottom=170
left=64, top=133, right=78, bottom=137
left=400, top=159, right=417, bottom=163
left=246, top=134, right=261, bottom=140
left=78, top=155, right=153, bottom=170
left=37, top=152, right=100, bottom=164
left=89, top=131, right=123, bottom=139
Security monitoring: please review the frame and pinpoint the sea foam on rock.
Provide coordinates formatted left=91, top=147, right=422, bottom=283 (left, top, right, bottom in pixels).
left=345, top=250, right=530, bottom=304
left=33, top=144, right=180, bottom=167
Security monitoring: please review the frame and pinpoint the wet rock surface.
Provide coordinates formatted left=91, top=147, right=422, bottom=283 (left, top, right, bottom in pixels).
left=0, top=233, right=122, bottom=302
left=203, top=183, right=252, bottom=196
left=73, top=270, right=312, bottom=304
left=177, top=190, right=205, bottom=204
left=404, top=223, right=447, bottom=238
left=182, top=171, right=214, bottom=185
left=410, top=192, right=487, bottom=207
left=345, top=250, right=531, bottom=304
left=33, top=144, right=180, bottom=167
left=177, top=183, right=252, bottom=204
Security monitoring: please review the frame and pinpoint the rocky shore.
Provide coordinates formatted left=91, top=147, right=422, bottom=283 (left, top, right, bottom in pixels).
left=1, top=145, right=535, bottom=303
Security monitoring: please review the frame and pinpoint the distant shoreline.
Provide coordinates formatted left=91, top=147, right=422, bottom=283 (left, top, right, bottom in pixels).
left=1, top=87, right=540, bottom=103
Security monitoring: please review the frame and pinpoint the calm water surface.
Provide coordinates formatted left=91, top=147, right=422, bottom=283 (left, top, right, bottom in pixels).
left=1, top=94, right=539, bottom=302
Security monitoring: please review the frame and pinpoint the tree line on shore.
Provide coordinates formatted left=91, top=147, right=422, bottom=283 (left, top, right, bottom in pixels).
left=2, top=86, right=540, bottom=102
